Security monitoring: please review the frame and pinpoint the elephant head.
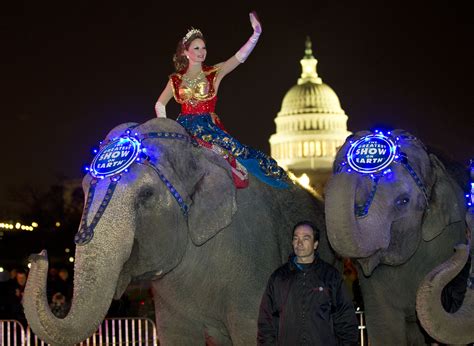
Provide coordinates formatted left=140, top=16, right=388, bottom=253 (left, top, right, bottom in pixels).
left=325, top=129, right=473, bottom=343
left=325, top=129, right=466, bottom=275
left=23, top=118, right=238, bottom=345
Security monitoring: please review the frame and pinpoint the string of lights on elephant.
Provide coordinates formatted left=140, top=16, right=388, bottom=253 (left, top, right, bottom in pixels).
left=335, top=130, right=429, bottom=217
left=76, top=128, right=196, bottom=245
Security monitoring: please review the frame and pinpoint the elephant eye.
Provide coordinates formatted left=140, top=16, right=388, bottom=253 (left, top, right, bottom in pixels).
left=138, top=187, right=154, bottom=202
left=395, top=196, right=410, bottom=206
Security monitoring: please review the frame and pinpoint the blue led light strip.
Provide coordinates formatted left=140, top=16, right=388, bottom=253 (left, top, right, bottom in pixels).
left=141, top=132, right=197, bottom=146
left=139, top=162, right=189, bottom=216
left=76, top=130, right=195, bottom=246
left=355, top=176, right=380, bottom=218
left=337, top=131, right=431, bottom=217
left=398, top=152, right=429, bottom=207
left=75, top=179, right=119, bottom=245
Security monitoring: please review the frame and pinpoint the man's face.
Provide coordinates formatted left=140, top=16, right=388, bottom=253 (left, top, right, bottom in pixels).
left=292, top=225, right=318, bottom=262
left=59, top=270, right=68, bottom=281
left=16, top=273, right=27, bottom=286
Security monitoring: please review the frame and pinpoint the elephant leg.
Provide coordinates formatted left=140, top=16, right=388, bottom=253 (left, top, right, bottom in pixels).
left=226, top=305, right=258, bottom=346
left=363, top=293, right=411, bottom=346
left=204, top=325, right=232, bottom=346
left=154, top=300, right=206, bottom=346
left=406, top=320, right=429, bottom=346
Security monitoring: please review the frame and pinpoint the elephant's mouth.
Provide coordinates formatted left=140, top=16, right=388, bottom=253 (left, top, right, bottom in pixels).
left=357, top=250, right=382, bottom=276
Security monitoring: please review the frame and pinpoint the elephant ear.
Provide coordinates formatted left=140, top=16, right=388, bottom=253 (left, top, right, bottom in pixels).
left=187, top=149, right=237, bottom=245
left=422, top=154, right=464, bottom=241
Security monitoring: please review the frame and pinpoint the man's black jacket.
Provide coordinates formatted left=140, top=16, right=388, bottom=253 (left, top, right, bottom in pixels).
left=257, top=254, right=358, bottom=345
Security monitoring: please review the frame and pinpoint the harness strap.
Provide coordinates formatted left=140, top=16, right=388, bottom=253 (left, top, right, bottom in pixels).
left=398, top=152, right=430, bottom=207
left=355, top=175, right=380, bottom=218
left=139, top=161, right=189, bottom=216
left=75, top=130, right=194, bottom=246
left=75, top=179, right=119, bottom=245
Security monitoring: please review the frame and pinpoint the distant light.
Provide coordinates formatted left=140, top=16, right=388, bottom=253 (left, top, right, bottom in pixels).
left=55, top=222, right=61, bottom=227
left=65, top=248, right=70, bottom=253
left=297, top=173, right=311, bottom=188
left=31, top=222, right=38, bottom=228
left=15, top=223, right=21, bottom=229
left=0, top=267, right=4, bottom=273
left=69, top=257, right=74, bottom=263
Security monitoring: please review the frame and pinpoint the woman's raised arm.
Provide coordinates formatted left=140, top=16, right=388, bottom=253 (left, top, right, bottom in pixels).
left=216, top=12, right=262, bottom=83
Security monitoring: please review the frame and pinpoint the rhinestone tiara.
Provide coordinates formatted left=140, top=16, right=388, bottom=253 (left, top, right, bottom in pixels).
left=183, top=28, right=202, bottom=43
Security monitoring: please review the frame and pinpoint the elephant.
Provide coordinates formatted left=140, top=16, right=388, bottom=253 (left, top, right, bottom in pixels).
left=23, top=118, right=335, bottom=346
left=324, top=129, right=473, bottom=345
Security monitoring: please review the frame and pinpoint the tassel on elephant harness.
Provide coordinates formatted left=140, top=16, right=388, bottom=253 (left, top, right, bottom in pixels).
left=75, top=129, right=196, bottom=245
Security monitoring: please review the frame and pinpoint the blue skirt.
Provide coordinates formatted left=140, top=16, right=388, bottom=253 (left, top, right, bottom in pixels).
left=177, top=114, right=289, bottom=189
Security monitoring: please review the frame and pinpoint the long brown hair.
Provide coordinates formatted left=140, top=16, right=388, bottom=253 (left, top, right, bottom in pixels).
left=173, top=30, right=205, bottom=72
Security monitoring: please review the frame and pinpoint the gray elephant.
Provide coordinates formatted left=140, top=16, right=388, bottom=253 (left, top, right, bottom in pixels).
left=23, top=118, right=334, bottom=345
left=324, top=129, right=472, bottom=345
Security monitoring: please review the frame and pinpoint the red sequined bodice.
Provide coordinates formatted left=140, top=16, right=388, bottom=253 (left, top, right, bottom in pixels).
left=170, top=65, right=219, bottom=115
left=181, top=96, right=217, bottom=114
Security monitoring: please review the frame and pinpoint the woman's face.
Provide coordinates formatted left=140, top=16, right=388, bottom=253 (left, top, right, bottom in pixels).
left=184, top=38, right=207, bottom=65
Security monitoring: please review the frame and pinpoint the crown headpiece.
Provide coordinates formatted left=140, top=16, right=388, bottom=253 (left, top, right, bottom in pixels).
left=182, top=28, right=202, bottom=44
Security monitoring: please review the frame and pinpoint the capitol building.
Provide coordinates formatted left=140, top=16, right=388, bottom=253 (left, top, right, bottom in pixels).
left=269, top=38, right=351, bottom=194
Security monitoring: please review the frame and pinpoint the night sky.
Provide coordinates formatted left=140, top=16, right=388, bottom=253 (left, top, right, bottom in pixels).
left=1, top=2, right=473, bottom=211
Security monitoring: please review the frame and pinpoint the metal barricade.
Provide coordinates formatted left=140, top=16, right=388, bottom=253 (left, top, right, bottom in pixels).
left=1, top=319, right=26, bottom=346
left=1, top=317, right=158, bottom=346
left=4, top=313, right=366, bottom=345
left=356, top=309, right=367, bottom=345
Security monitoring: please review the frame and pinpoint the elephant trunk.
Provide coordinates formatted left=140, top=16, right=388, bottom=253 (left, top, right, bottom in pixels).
left=325, top=173, right=385, bottom=259
left=24, top=207, right=134, bottom=346
left=416, top=243, right=474, bottom=344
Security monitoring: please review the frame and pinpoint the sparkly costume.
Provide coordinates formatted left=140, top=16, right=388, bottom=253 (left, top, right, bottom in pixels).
left=172, top=65, right=288, bottom=189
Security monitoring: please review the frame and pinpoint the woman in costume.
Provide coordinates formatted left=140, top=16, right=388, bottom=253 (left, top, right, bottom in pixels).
left=155, top=12, right=288, bottom=189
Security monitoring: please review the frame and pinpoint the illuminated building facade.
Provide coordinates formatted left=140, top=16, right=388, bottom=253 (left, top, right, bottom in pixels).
left=269, top=37, right=351, bottom=194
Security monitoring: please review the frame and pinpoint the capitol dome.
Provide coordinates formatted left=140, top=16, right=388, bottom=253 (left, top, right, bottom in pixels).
left=279, top=82, right=345, bottom=116
left=269, top=37, right=351, bottom=189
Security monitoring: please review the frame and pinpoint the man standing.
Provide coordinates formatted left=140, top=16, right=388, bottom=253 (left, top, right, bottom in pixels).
left=257, top=221, right=358, bottom=345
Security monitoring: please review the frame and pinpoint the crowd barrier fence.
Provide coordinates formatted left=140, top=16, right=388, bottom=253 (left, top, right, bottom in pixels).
left=1, top=317, right=158, bottom=346
left=1, top=312, right=367, bottom=345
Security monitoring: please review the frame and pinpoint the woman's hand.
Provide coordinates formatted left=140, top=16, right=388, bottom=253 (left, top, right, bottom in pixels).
left=250, top=12, right=262, bottom=35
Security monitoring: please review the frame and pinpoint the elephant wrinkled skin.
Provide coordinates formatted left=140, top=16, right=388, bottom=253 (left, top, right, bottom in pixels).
left=23, top=118, right=334, bottom=345
left=325, top=129, right=473, bottom=345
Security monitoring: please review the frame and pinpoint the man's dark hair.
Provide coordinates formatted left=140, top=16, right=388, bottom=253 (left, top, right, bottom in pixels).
left=292, top=220, right=320, bottom=242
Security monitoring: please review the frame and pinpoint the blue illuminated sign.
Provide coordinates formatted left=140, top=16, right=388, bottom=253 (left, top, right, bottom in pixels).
left=90, top=136, right=141, bottom=178
left=347, top=134, right=397, bottom=174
